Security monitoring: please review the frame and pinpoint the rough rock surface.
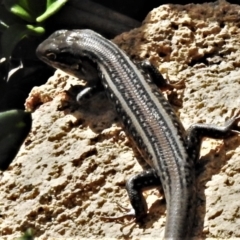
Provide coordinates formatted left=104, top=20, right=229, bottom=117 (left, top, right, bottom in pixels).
left=1, top=0, right=240, bottom=239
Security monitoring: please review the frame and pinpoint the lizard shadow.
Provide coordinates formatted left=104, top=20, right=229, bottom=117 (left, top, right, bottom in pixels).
left=194, top=133, right=240, bottom=238
left=60, top=85, right=120, bottom=134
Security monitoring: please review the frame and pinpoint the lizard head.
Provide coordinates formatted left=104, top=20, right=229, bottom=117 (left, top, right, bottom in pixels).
left=36, top=29, right=99, bottom=84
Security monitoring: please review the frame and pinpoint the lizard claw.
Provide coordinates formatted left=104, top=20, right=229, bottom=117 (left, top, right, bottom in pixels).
left=229, top=115, right=240, bottom=134
left=165, top=79, right=185, bottom=90
left=100, top=203, right=136, bottom=223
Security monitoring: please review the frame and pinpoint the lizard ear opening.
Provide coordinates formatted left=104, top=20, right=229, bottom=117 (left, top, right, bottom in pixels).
left=46, top=52, right=56, bottom=60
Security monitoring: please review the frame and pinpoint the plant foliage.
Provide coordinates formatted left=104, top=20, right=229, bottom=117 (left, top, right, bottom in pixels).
left=0, top=0, right=68, bottom=58
left=0, top=109, right=32, bottom=171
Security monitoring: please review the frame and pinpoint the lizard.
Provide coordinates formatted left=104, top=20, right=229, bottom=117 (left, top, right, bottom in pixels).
left=36, top=29, right=240, bottom=239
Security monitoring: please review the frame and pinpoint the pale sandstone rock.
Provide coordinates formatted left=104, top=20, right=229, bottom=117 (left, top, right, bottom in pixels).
left=1, top=0, right=240, bottom=239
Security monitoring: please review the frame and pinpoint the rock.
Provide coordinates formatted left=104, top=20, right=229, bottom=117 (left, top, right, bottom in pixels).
left=1, top=0, right=240, bottom=238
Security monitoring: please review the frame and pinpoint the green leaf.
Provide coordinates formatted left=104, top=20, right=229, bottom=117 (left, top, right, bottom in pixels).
left=18, top=0, right=47, bottom=19
left=3, top=0, right=34, bottom=22
left=10, top=4, right=35, bottom=22
left=26, top=24, right=45, bottom=35
left=46, top=0, right=58, bottom=8
left=18, top=0, right=30, bottom=10
left=0, top=5, right=22, bottom=27
left=24, top=0, right=46, bottom=17
left=1, top=24, right=34, bottom=58
left=0, top=110, right=32, bottom=171
left=37, top=0, right=68, bottom=22
left=3, top=0, right=47, bottom=21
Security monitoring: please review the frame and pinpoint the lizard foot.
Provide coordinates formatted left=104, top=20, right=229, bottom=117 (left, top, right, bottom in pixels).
left=100, top=203, right=136, bottom=224
left=230, top=115, right=240, bottom=134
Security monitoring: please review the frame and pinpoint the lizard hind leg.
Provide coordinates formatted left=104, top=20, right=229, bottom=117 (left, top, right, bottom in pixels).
left=100, top=203, right=136, bottom=224
left=140, top=60, right=185, bottom=90
left=125, top=169, right=162, bottom=222
left=101, top=169, right=162, bottom=225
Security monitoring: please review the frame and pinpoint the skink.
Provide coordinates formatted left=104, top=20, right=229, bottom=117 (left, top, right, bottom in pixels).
left=36, top=29, right=239, bottom=239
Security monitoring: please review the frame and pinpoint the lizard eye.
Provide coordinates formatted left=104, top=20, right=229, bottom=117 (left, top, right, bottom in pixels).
left=46, top=52, right=56, bottom=60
